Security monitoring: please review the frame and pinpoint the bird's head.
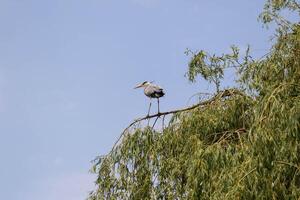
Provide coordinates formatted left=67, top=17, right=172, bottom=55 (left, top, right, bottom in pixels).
left=134, top=81, right=151, bottom=89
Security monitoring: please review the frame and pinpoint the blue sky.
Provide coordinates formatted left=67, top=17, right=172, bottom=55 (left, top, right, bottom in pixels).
left=0, top=0, right=274, bottom=199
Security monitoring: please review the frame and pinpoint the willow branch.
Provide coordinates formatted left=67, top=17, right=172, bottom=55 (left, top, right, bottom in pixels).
left=106, top=89, right=247, bottom=156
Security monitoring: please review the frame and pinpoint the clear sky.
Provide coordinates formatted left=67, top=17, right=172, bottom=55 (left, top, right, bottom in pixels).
left=0, top=0, right=273, bottom=199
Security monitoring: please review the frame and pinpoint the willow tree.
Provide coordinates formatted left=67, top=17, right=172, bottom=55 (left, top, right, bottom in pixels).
left=89, top=1, right=300, bottom=199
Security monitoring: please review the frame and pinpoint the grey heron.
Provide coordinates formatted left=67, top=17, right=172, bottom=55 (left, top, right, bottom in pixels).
left=134, top=81, right=165, bottom=116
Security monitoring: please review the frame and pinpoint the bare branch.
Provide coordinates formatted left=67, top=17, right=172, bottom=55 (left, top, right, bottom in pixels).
left=107, top=89, right=248, bottom=156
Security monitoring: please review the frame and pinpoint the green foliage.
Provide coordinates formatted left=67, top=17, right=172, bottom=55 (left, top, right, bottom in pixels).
left=184, top=45, right=245, bottom=93
left=89, top=1, right=300, bottom=199
left=260, top=0, right=300, bottom=25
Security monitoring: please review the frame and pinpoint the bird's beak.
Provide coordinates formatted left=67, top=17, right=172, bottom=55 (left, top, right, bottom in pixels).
left=134, top=83, right=143, bottom=89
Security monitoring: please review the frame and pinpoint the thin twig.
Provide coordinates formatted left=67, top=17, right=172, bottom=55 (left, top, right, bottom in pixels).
left=215, top=131, right=230, bottom=143
left=224, top=167, right=256, bottom=198
left=238, top=168, right=256, bottom=183
left=152, top=116, right=160, bottom=129
left=187, top=92, right=213, bottom=105
left=274, top=160, right=300, bottom=171
left=237, top=131, right=243, bottom=148
left=217, top=132, right=232, bottom=144
left=162, top=115, right=166, bottom=130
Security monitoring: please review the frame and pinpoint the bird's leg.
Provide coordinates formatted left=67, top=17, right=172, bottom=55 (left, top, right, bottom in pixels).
left=147, top=99, right=152, bottom=117
left=147, top=99, right=152, bottom=127
left=157, top=98, right=160, bottom=114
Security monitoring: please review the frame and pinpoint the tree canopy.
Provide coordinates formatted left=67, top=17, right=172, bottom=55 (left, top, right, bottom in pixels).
left=89, top=1, right=300, bottom=199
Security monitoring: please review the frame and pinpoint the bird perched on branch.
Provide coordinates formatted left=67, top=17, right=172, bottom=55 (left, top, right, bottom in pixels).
left=134, top=81, right=165, bottom=116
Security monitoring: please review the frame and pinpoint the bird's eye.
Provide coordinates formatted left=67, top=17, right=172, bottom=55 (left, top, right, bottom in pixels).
left=142, top=81, right=147, bottom=85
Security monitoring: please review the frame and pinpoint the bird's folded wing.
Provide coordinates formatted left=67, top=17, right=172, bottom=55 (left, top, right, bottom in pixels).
left=152, top=85, right=163, bottom=93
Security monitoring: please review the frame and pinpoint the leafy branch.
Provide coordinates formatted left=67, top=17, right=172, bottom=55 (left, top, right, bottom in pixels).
left=185, top=46, right=251, bottom=93
left=107, top=88, right=248, bottom=156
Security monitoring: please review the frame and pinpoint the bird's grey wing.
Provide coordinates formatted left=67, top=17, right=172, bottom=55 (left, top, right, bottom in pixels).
left=152, top=84, right=163, bottom=92
left=145, top=85, right=165, bottom=98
